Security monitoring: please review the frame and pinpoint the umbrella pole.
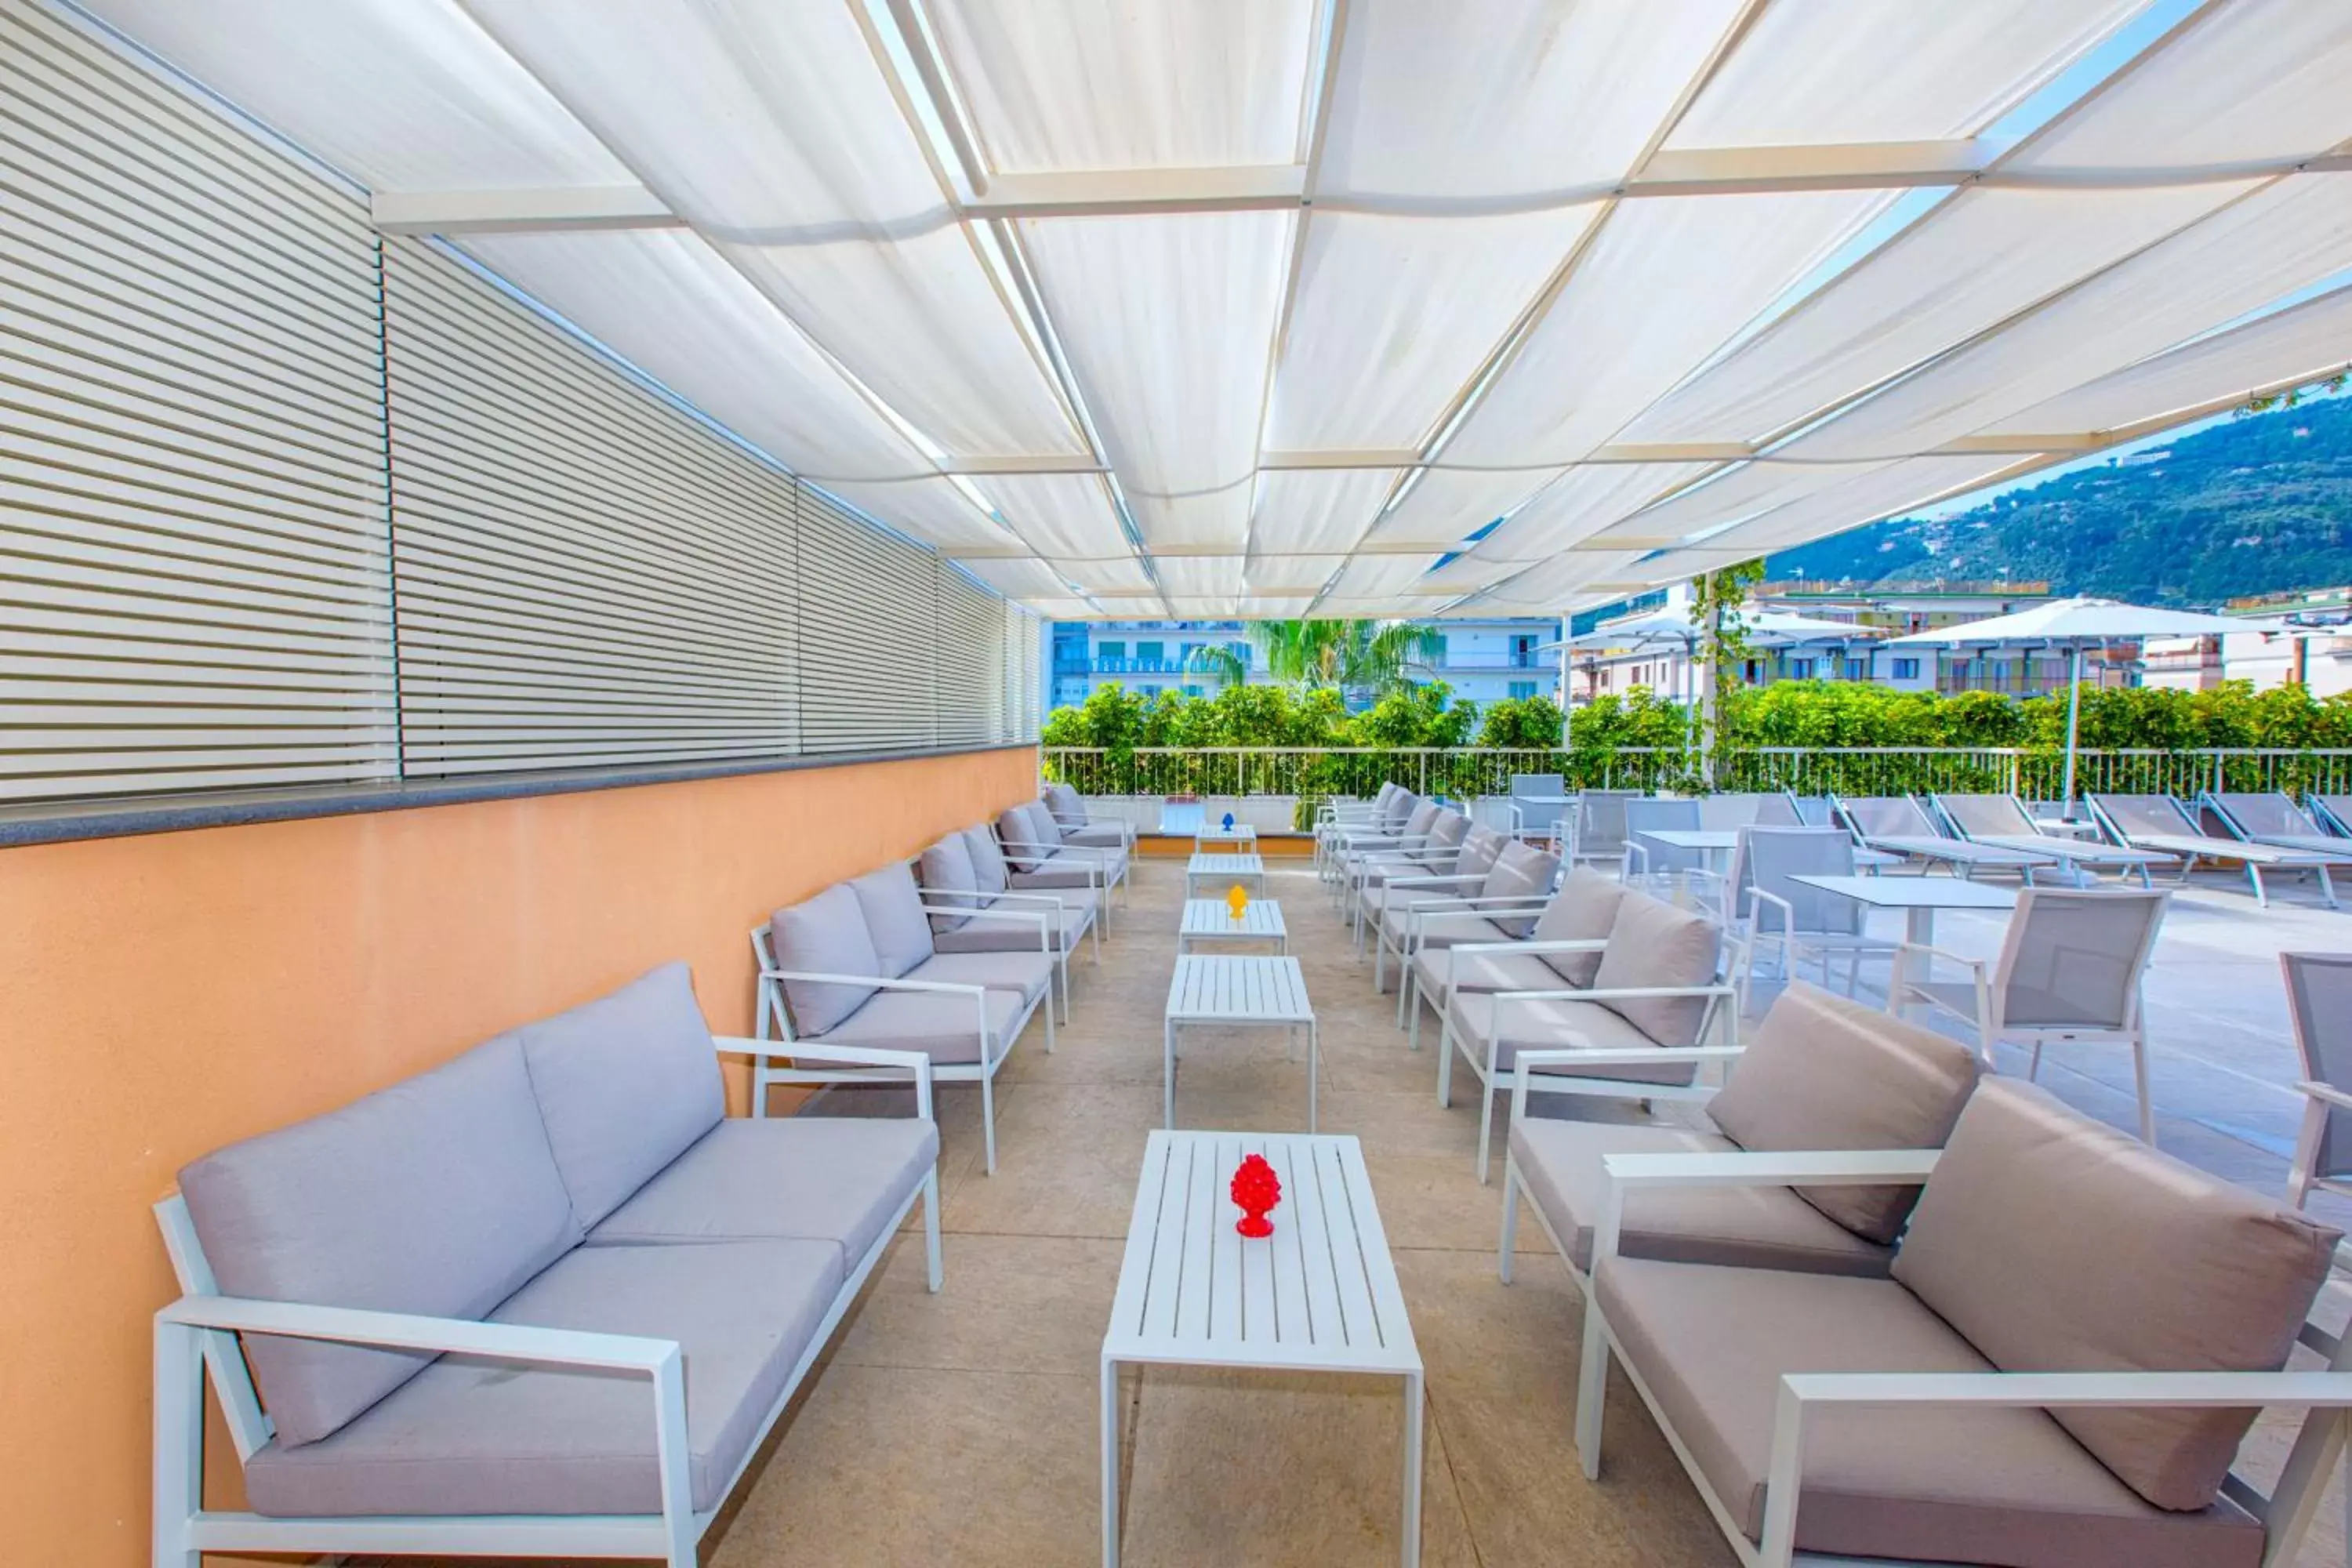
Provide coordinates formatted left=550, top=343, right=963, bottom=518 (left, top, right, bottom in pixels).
left=2062, top=643, right=2083, bottom=807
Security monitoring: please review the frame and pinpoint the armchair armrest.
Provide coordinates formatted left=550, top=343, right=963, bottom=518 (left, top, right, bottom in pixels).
left=1510, top=1045, right=1746, bottom=1120
left=1449, top=938, right=1606, bottom=957
left=158, top=1294, right=677, bottom=1373
left=714, top=1035, right=935, bottom=1120
left=1892, top=941, right=1988, bottom=973
left=1599, top=1147, right=1941, bottom=1192
left=916, top=894, right=1055, bottom=927
left=760, top=967, right=986, bottom=998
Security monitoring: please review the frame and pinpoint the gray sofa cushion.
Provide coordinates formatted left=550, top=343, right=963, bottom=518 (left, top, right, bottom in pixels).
left=1479, top=839, right=1561, bottom=938
left=590, top=1117, right=938, bottom=1271
left=1453, top=824, right=1506, bottom=878
left=1589, top=890, right=1719, bottom=1047
left=244, top=1238, right=845, bottom=1518
left=1706, top=982, right=1979, bottom=1244
left=1528, top=866, right=1623, bottom=987
left=1043, top=781, right=1084, bottom=821
left=1425, top=808, right=1470, bottom=851
left=963, top=825, right=1012, bottom=895
left=1411, top=943, right=1559, bottom=1005
left=1893, top=1078, right=2340, bottom=1513
left=800, top=985, right=1028, bottom=1066
left=848, top=862, right=936, bottom=978
left=1445, top=991, right=1695, bottom=1087
left=768, top=884, right=882, bottom=1038
left=1381, top=903, right=1511, bottom=955
left=918, top=833, right=981, bottom=931
left=1592, top=1257, right=2264, bottom=1567
left=518, top=963, right=726, bottom=1231
left=996, top=807, right=1048, bottom=870
left=931, top=894, right=1089, bottom=955
left=1401, top=798, right=1442, bottom=837
left=1023, top=800, right=1065, bottom=847
left=177, top=1036, right=583, bottom=1449
left=905, top=949, right=1055, bottom=1006
left=1512, top=1118, right=1893, bottom=1277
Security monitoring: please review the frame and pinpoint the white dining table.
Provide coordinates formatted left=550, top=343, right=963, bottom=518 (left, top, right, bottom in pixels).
left=1789, top=873, right=2016, bottom=1011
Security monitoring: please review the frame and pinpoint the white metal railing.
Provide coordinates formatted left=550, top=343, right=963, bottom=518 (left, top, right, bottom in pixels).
left=1040, top=746, right=2352, bottom=803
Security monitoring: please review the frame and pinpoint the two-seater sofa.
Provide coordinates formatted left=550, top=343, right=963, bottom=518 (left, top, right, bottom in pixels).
left=759, top=858, right=1056, bottom=1174
left=1579, top=1072, right=2352, bottom=1568
left=154, top=962, right=941, bottom=1568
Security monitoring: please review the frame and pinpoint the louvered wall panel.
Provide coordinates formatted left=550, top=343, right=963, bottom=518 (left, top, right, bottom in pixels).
left=381, top=238, right=803, bottom=774
left=935, top=563, right=1006, bottom=746
left=0, top=0, right=396, bottom=801
left=795, top=485, right=941, bottom=754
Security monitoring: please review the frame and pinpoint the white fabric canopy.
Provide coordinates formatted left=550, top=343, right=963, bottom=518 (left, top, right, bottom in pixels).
left=82, top=0, right=2352, bottom=618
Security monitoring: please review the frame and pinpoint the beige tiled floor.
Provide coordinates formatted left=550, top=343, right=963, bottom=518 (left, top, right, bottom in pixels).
left=361, top=853, right=2348, bottom=1567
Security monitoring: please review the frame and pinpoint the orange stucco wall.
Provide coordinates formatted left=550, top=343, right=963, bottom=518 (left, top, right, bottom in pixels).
left=0, top=745, right=1036, bottom=1566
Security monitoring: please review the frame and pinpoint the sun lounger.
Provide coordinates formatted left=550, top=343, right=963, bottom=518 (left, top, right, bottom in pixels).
left=1930, top=792, right=2176, bottom=887
left=2088, top=793, right=2343, bottom=909
left=1832, top=795, right=2060, bottom=880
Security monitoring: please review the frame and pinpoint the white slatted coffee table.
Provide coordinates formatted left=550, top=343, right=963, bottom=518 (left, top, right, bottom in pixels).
left=1178, top=897, right=1287, bottom=953
left=1186, top=851, right=1265, bottom=895
left=1193, top=823, right=1258, bottom=851
left=1164, top=955, right=1318, bottom=1130
left=1101, top=1130, right=1424, bottom=1568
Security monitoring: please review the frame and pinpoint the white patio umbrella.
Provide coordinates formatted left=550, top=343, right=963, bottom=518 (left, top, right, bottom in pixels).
left=1884, top=597, right=2295, bottom=804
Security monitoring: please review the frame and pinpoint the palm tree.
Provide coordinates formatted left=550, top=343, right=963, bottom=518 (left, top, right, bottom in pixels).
left=1187, top=619, right=1444, bottom=699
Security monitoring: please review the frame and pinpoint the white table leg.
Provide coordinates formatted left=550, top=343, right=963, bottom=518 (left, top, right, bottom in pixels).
left=1163, top=1018, right=1177, bottom=1128
left=1101, top=1355, right=1121, bottom=1568
left=1308, top=1021, right=1320, bottom=1134
left=1401, top=1368, right=1424, bottom=1568
left=1896, top=906, right=1933, bottom=1016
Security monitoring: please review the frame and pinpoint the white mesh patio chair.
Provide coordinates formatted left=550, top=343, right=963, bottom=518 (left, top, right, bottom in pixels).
left=1507, top=772, right=1568, bottom=838
left=2285, top=952, right=2352, bottom=1211
left=1886, top=887, right=2169, bottom=1143
left=1568, top=789, right=1639, bottom=873
left=1697, top=792, right=1797, bottom=830
left=1622, top=797, right=1701, bottom=889
left=1737, top=826, right=1902, bottom=1011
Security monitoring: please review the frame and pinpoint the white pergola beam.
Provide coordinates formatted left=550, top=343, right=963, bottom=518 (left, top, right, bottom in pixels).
left=370, top=184, right=679, bottom=235
left=1629, top=139, right=1988, bottom=196
left=967, top=164, right=1306, bottom=219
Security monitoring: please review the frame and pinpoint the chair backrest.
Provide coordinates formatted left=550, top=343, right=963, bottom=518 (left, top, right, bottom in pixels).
left=1624, top=797, right=1703, bottom=873
left=1743, top=827, right=1862, bottom=935
left=2088, top=793, right=2198, bottom=842
left=2285, top=953, right=2352, bottom=1181
left=1990, top=888, right=2167, bottom=1031
left=1788, top=793, right=1834, bottom=826
left=1749, top=792, right=1802, bottom=826
left=1509, top=773, right=1567, bottom=833
left=1836, top=794, right=1940, bottom=840
left=1933, top=793, right=2037, bottom=840
left=1575, top=789, right=1640, bottom=854
left=2207, top=791, right=2321, bottom=838
left=1509, top=772, right=1565, bottom=799
left=1695, top=792, right=1773, bottom=830
left=2310, top=796, right=2352, bottom=837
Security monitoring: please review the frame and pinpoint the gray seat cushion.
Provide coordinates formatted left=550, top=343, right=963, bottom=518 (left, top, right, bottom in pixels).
left=1529, top=866, right=1624, bottom=985
left=1593, top=1258, right=2265, bottom=1567
left=768, top=884, right=883, bottom=1037
left=1410, top=943, right=1560, bottom=1004
left=1007, top=850, right=1109, bottom=891
left=517, top=963, right=726, bottom=1231
left=589, top=1118, right=938, bottom=1271
left=1447, top=991, right=1694, bottom=1086
left=1061, top=822, right=1127, bottom=849
left=178, top=1036, right=582, bottom=1449
left=1511, top=1119, right=1892, bottom=1276
left=245, top=1238, right=846, bottom=1518
left=802, top=985, right=1029, bottom=1065
left=1893, top=1078, right=2341, bottom=1513
left=918, top=834, right=982, bottom=931
left=931, top=893, right=1091, bottom=955
left=1705, top=981, right=1979, bottom=1244
left=904, top=949, right=1054, bottom=1006
left=848, top=862, right=936, bottom=978
left=1385, top=906, right=1515, bottom=955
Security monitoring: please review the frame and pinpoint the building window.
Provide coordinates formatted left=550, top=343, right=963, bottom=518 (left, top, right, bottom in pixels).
left=1135, top=641, right=1164, bottom=666
left=1428, top=633, right=1448, bottom=662
left=1844, top=658, right=1867, bottom=681
left=1227, top=640, right=1250, bottom=667
left=1788, top=657, right=1816, bottom=680
left=1183, top=684, right=1204, bottom=698
left=1098, top=641, right=1126, bottom=663
left=1892, top=657, right=1919, bottom=680
left=1138, top=684, right=1161, bottom=699
left=1508, top=681, right=1537, bottom=699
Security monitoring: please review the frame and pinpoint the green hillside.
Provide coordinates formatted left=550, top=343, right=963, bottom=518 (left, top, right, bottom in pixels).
left=1766, top=394, right=2352, bottom=604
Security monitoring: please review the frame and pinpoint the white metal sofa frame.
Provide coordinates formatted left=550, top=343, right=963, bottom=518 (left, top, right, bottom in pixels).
left=1436, top=933, right=1739, bottom=1183
left=151, top=1036, right=942, bottom=1568
left=1568, top=1147, right=2352, bottom=1568
left=2088, top=793, right=2343, bottom=909
left=994, top=824, right=1125, bottom=926
left=752, top=923, right=1048, bottom=1174
left=1388, top=889, right=1560, bottom=1043
left=1887, top=886, right=2168, bottom=1142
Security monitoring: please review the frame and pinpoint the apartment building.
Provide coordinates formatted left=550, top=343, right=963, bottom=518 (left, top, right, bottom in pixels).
left=1047, top=617, right=1563, bottom=710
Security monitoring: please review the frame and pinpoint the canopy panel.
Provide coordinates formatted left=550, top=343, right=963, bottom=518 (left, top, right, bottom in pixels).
left=78, top=0, right=2352, bottom=617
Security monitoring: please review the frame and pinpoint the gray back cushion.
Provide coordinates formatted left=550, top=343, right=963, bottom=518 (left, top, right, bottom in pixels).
left=918, top=833, right=979, bottom=931
left=178, top=1035, right=582, bottom=1448
left=1023, top=801, right=1064, bottom=846
left=1403, top=799, right=1442, bottom=837
left=518, top=963, right=725, bottom=1231
left=1479, top=839, right=1561, bottom=938
left=1530, top=866, right=1623, bottom=986
left=768, top=883, right=881, bottom=1037
left=994, top=808, right=1047, bottom=871
left=1588, top=890, right=1719, bottom=1045
left=1707, top=982, right=1978, bottom=1243
left=1894, top=1078, right=2341, bottom=1513
left=849, top=862, right=937, bottom=977
left=1425, top=809, right=1470, bottom=851
left=964, top=825, right=1011, bottom=894
left=1044, top=782, right=1083, bottom=820
left=1454, top=825, right=1506, bottom=879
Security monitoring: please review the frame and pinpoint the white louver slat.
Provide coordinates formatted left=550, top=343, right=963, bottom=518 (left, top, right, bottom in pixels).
left=0, top=2, right=397, bottom=802
left=792, top=484, right=938, bottom=756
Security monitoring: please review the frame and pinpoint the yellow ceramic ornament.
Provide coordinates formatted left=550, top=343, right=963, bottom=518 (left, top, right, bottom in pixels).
left=1226, top=884, right=1249, bottom=920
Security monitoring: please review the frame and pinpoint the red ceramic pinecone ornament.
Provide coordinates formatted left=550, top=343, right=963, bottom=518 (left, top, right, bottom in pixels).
left=1230, top=1152, right=1282, bottom=1238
